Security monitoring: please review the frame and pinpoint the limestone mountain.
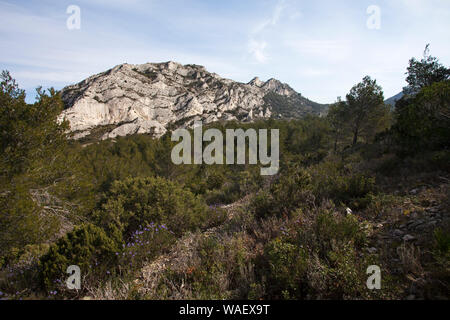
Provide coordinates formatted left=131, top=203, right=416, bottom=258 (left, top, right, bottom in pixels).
left=385, top=92, right=404, bottom=107
left=60, top=61, right=327, bottom=140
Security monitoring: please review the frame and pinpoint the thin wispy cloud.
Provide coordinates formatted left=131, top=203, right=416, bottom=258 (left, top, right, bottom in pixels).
left=248, top=40, right=268, bottom=63
left=0, top=0, right=449, bottom=104
left=248, top=0, right=286, bottom=64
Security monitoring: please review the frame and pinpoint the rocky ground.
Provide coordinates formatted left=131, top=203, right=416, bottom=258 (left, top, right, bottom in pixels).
left=366, top=175, right=450, bottom=299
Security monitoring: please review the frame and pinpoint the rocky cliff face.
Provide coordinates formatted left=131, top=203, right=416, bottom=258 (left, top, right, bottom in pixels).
left=60, top=61, right=326, bottom=140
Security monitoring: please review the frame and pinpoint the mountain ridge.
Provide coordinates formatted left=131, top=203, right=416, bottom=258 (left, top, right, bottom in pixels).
left=59, top=61, right=328, bottom=140
left=385, top=92, right=404, bottom=106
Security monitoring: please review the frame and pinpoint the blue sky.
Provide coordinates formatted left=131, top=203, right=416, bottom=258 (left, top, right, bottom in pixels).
left=1, top=0, right=449, bottom=104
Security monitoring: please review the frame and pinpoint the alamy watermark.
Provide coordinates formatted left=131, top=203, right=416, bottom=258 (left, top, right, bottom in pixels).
left=65, top=5, right=381, bottom=31
left=367, top=5, right=381, bottom=30
left=66, top=265, right=81, bottom=290
left=366, top=265, right=381, bottom=290
left=171, top=121, right=279, bottom=176
left=66, top=5, right=81, bottom=30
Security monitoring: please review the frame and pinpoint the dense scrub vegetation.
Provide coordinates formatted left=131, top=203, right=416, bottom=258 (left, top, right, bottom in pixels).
left=0, top=48, right=449, bottom=300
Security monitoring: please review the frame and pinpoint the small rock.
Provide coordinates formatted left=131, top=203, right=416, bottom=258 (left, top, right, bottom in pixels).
left=394, top=229, right=404, bottom=237
left=367, top=247, right=378, bottom=254
left=403, top=234, right=416, bottom=242
left=410, top=189, right=420, bottom=195
left=416, top=224, right=427, bottom=232
left=427, top=221, right=438, bottom=228
left=409, top=220, right=425, bottom=229
left=346, top=208, right=353, bottom=215
left=428, top=207, right=440, bottom=213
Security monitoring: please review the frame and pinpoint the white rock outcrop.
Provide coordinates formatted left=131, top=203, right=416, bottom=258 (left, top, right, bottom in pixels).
left=60, top=61, right=321, bottom=140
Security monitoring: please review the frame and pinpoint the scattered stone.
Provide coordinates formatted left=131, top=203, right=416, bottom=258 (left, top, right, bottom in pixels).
left=394, top=229, right=404, bottom=237
left=415, top=224, right=427, bottom=232
left=409, top=220, right=425, bottom=229
left=427, top=221, right=438, bottom=228
left=427, top=207, right=440, bottom=214
left=367, top=247, right=378, bottom=254
left=403, top=234, right=416, bottom=242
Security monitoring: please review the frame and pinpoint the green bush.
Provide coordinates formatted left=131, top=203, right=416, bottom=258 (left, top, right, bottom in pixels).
left=94, top=177, right=217, bottom=238
left=206, top=171, right=225, bottom=190
left=188, top=237, right=231, bottom=299
left=154, top=235, right=253, bottom=300
left=313, top=212, right=366, bottom=255
left=205, top=181, right=241, bottom=205
left=429, top=228, right=450, bottom=297
left=203, top=168, right=263, bottom=206
left=256, top=207, right=375, bottom=300
left=271, top=166, right=313, bottom=215
left=250, top=190, right=276, bottom=220
left=317, top=243, right=373, bottom=300
left=0, top=187, right=60, bottom=258
left=0, top=244, right=50, bottom=298
left=263, top=238, right=308, bottom=299
left=310, top=161, right=376, bottom=207
left=433, top=228, right=450, bottom=262
left=393, top=81, right=450, bottom=155
left=251, top=166, right=313, bottom=219
left=39, top=224, right=120, bottom=290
